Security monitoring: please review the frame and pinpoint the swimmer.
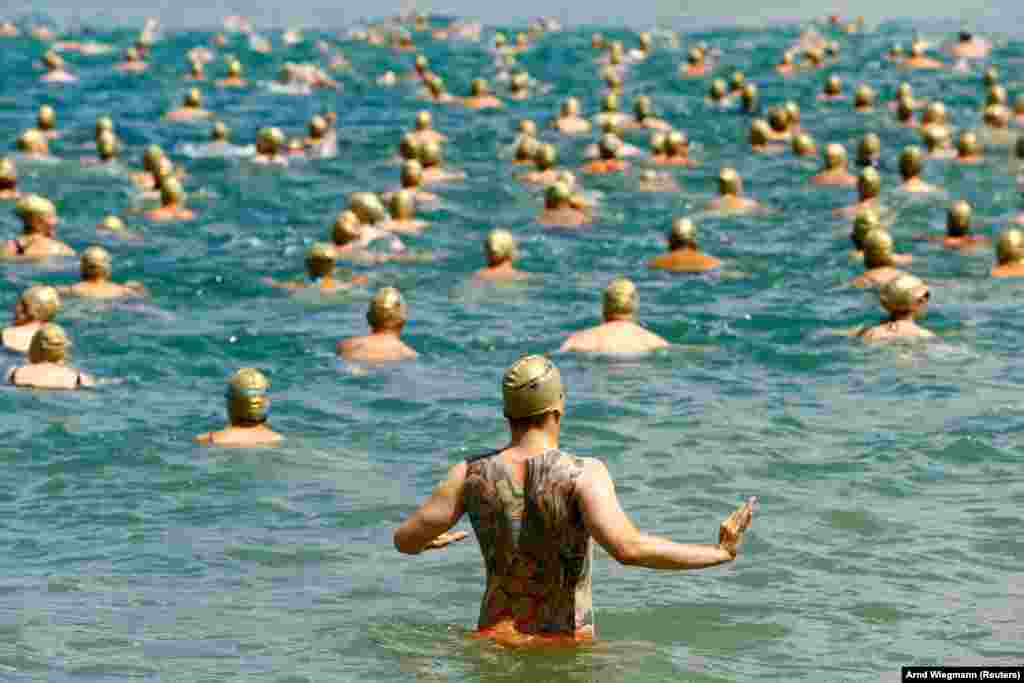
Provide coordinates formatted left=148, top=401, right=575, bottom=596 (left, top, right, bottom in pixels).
left=145, top=178, right=195, bottom=222
left=0, top=158, right=19, bottom=200
left=0, top=22, right=18, bottom=37
left=96, top=215, right=139, bottom=240
left=17, top=129, right=50, bottom=158
left=114, top=47, right=148, bottom=73
left=94, top=131, right=120, bottom=165
left=2, top=285, right=61, bottom=353
left=209, top=121, right=231, bottom=146
left=165, top=88, right=213, bottom=121
left=330, top=209, right=405, bottom=261
left=408, top=54, right=429, bottom=81
left=749, top=120, right=777, bottom=154
left=707, top=79, right=730, bottom=107
left=853, top=85, right=875, bottom=112
left=902, top=41, right=944, bottom=70
left=837, top=167, right=883, bottom=217
left=766, top=106, right=792, bottom=142
left=991, top=229, right=1024, bottom=277
left=195, top=368, right=283, bottom=446
left=898, top=147, right=938, bottom=194
left=519, top=144, right=561, bottom=185
left=417, top=141, right=463, bottom=183
left=216, top=58, right=247, bottom=87
left=380, top=190, right=428, bottom=234
left=408, top=111, right=446, bottom=147
left=625, top=96, right=670, bottom=131
left=422, top=74, right=456, bottom=103
left=41, top=51, right=77, bottom=83
left=593, top=93, right=628, bottom=130
left=473, top=229, right=528, bottom=282
left=857, top=274, right=934, bottom=341
left=398, top=159, right=439, bottom=203
left=130, top=145, right=166, bottom=190
left=657, top=130, right=697, bottom=166
left=560, top=278, right=670, bottom=354
left=508, top=72, right=532, bottom=100
left=637, top=169, right=680, bottom=192
left=792, top=133, right=817, bottom=158
left=849, top=209, right=912, bottom=264
left=394, top=354, right=755, bottom=643
left=914, top=200, right=989, bottom=250
left=377, top=70, right=397, bottom=86
left=538, top=181, right=589, bottom=228
left=811, top=144, right=857, bottom=186
left=398, top=133, right=421, bottom=163
left=954, top=131, right=984, bottom=164
left=648, top=218, right=720, bottom=273
left=986, top=85, right=1007, bottom=108
left=582, top=135, right=629, bottom=175
left=36, top=105, right=58, bottom=140
left=60, top=246, right=146, bottom=299
left=889, top=82, right=921, bottom=111
left=253, top=127, right=288, bottom=165
left=707, top=168, right=761, bottom=213
left=949, top=29, right=990, bottom=59
left=895, top=96, right=917, bottom=128
left=7, top=324, right=94, bottom=390
left=2, top=195, right=75, bottom=259
left=920, top=102, right=951, bottom=140
left=337, top=287, right=418, bottom=363
left=818, top=74, right=845, bottom=101
left=184, top=57, right=205, bottom=81
left=741, top=83, right=759, bottom=113
left=552, top=97, right=591, bottom=135
left=852, top=229, right=906, bottom=288
left=922, top=126, right=956, bottom=160
left=463, top=78, right=503, bottom=109
left=679, top=46, right=709, bottom=77
left=857, top=133, right=881, bottom=168
left=776, top=50, right=798, bottom=75
left=264, top=242, right=368, bottom=293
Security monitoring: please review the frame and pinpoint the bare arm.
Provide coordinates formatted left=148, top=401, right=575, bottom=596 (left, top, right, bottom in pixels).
left=394, top=462, right=468, bottom=554
left=577, top=459, right=755, bottom=569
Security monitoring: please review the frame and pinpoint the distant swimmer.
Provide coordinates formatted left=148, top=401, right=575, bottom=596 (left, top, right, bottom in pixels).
left=902, top=41, right=944, bottom=70
left=407, top=54, right=429, bottom=82
left=216, top=58, right=247, bottom=87
left=89, top=131, right=120, bottom=165
left=264, top=242, right=368, bottom=293
left=41, top=51, right=77, bottom=83
left=330, top=210, right=405, bottom=261
left=0, top=158, right=19, bottom=200
left=654, top=130, right=697, bottom=166
left=811, top=144, right=857, bottom=186
left=408, top=111, right=446, bottom=147
left=637, top=169, right=680, bottom=192
left=473, top=229, right=528, bottom=282
left=837, top=167, right=882, bottom=217
left=96, top=215, right=140, bottom=241
left=857, top=133, right=881, bottom=168
left=380, top=190, right=428, bottom=234
left=581, top=134, right=629, bottom=175
left=894, top=96, right=917, bottom=128
left=914, top=200, right=989, bottom=250
left=538, top=181, right=589, bottom=228
left=394, top=354, right=755, bottom=644
left=624, top=96, right=670, bottom=131
left=889, top=82, right=921, bottom=111
left=165, top=88, right=213, bottom=121
left=679, top=46, right=710, bottom=77
left=853, top=85, right=875, bottom=112
left=707, top=168, right=761, bottom=213
left=145, top=178, right=195, bottom=222
left=560, top=278, right=669, bottom=354
left=954, top=131, right=984, bottom=165
left=131, top=145, right=166, bottom=190
left=114, top=47, right=148, bottom=73
left=898, top=147, right=938, bottom=194
left=253, top=127, right=288, bottom=165
left=17, top=129, right=50, bottom=159
left=519, top=144, right=560, bottom=185
left=792, top=133, right=817, bottom=158
left=852, top=229, right=906, bottom=288
left=775, top=50, right=798, bottom=76
left=507, top=71, right=532, bottom=100
left=417, top=141, right=464, bottom=184
left=765, top=106, right=792, bottom=142
left=60, top=247, right=146, bottom=299
left=740, top=83, right=759, bottom=113
left=949, top=30, right=990, bottom=59
left=850, top=210, right=912, bottom=264
left=920, top=102, right=952, bottom=140
left=2, top=195, right=75, bottom=259
left=552, top=97, right=591, bottom=135
left=398, top=160, right=439, bottom=203
left=922, top=126, right=956, bottom=160
left=749, top=120, right=777, bottom=154
left=648, top=218, right=720, bottom=273
left=7, top=324, right=94, bottom=390
left=337, top=287, right=419, bottom=363
left=463, top=78, right=503, bottom=109
left=593, top=93, right=628, bottom=130
left=36, top=105, right=59, bottom=140
left=818, top=74, right=845, bottom=102
left=195, top=368, right=283, bottom=446
left=857, top=274, right=935, bottom=341
left=707, top=79, right=730, bottom=107
left=0, top=22, right=18, bottom=37
left=3, top=285, right=61, bottom=353
left=991, top=229, right=1024, bottom=277
left=184, top=57, right=205, bottom=81
left=421, top=74, right=456, bottom=103
left=304, top=114, right=338, bottom=158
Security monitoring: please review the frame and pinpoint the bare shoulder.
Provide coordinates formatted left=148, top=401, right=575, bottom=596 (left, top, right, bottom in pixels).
left=194, top=432, right=213, bottom=444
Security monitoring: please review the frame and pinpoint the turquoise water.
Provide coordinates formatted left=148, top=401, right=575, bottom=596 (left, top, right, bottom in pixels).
left=0, top=16, right=1022, bottom=682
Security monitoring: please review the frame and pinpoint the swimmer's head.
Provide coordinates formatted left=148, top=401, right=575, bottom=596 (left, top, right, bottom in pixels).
left=0, top=157, right=16, bottom=186
left=983, top=104, right=1010, bottom=129
left=37, top=105, right=56, bottom=131
left=227, top=58, right=242, bottom=78
left=879, top=273, right=928, bottom=316
left=768, top=106, right=789, bottom=133
left=80, top=245, right=112, bottom=280
left=212, top=121, right=230, bottom=142
left=510, top=71, right=530, bottom=93
left=603, top=277, right=637, bottom=320
left=957, top=130, right=981, bottom=158
left=649, top=132, right=667, bottom=155
left=226, top=368, right=271, bottom=426
left=306, top=242, right=335, bottom=278
left=367, top=286, right=406, bottom=330
left=418, top=140, right=442, bottom=168
left=598, top=133, right=622, bottom=160
left=95, top=116, right=114, bottom=138
left=923, top=101, right=947, bottom=125
left=854, top=85, right=875, bottom=109
left=97, top=131, right=118, bottom=160
left=98, top=215, right=126, bottom=233
left=184, top=88, right=202, bottom=108
left=899, top=146, right=923, bottom=180
left=983, top=67, right=999, bottom=87
left=857, top=133, right=881, bottom=166
left=633, top=95, right=652, bottom=119
left=470, top=78, right=489, bottom=97
left=414, top=110, right=432, bottom=131
left=399, top=133, right=420, bottom=162
left=561, top=97, right=580, bottom=117
left=863, top=228, right=895, bottom=268
left=784, top=101, right=801, bottom=124
left=666, top=130, right=688, bottom=155
left=28, top=323, right=70, bottom=364
left=389, top=189, right=416, bottom=220
left=897, top=82, right=912, bottom=100
left=545, top=181, right=571, bottom=208
left=415, top=54, right=428, bottom=72
left=43, top=51, right=63, bottom=70
left=518, top=119, right=537, bottom=137
left=535, top=143, right=556, bottom=170
left=143, top=144, right=164, bottom=173
left=792, top=133, right=816, bottom=157
left=502, top=354, right=564, bottom=421
left=728, top=71, right=745, bottom=93
left=709, top=79, right=727, bottom=101
left=922, top=125, right=949, bottom=152
left=824, top=143, right=848, bottom=170
left=256, top=127, right=284, bottom=155
left=349, top=192, right=387, bottom=225
left=749, top=119, right=770, bottom=147
left=401, top=159, right=424, bottom=188
left=687, top=46, right=704, bottom=65
left=18, top=285, right=61, bottom=323
left=308, top=115, right=328, bottom=139
left=602, top=92, right=619, bottom=113
left=947, top=200, right=972, bottom=237
left=718, top=167, right=741, bottom=196
left=15, top=194, right=57, bottom=228
left=669, top=217, right=698, bottom=249
left=858, top=167, right=881, bottom=200
left=910, top=40, right=925, bottom=58
left=485, top=228, right=516, bottom=265
left=17, top=129, right=47, bottom=155
left=851, top=209, right=880, bottom=249
left=996, top=229, right=1024, bottom=264
left=986, top=84, right=1007, bottom=107
left=824, top=74, right=841, bottom=96
left=332, top=210, right=362, bottom=245
left=741, top=83, right=758, bottom=111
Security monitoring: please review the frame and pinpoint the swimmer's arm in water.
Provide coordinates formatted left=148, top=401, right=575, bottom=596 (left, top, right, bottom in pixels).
left=261, top=277, right=304, bottom=291
left=394, top=462, right=469, bottom=554
left=577, top=459, right=755, bottom=568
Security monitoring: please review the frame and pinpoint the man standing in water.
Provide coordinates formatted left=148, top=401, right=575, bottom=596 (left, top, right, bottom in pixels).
left=394, top=355, right=756, bottom=643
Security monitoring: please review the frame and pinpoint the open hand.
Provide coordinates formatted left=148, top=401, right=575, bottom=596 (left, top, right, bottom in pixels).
left=424, top=530, right=469, bottom=550
left=719, top=497, right=756, bottom=559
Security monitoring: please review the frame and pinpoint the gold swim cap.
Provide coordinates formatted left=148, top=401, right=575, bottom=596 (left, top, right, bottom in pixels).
left=863, top=228, right=895, bottom=268
left=518, top=119, right=537, bottom=136
left=718, top=167, right=741, bottom=196
left=44, top=51, right=62, bottom=69
left=897, top=82, right=912, bottom=99
left=418, top=140, right=442, bottom=167
left=741, top=83, right=758, bottom=111
left=851, top=209, right=880, bottom=249
left=879, top=273, right=928, bottom=314
left=37, top=105, right=56, bottom=130
left=986, top=84, right=1008, bottom=107
left=514, top=135, right=538, bottom=162
left=598, top=133, right=621, bottom=160
left=947, top=200, right=972, bottom=236
left=97, top=131, right=118, bottom=159
left=984, top=104, right=1010, bottom=128
left=15, top=194, right=56, bottom=219
left=667, top=130, right=688, bottom=154
left=470, top=78, right=489, bottom=96
left=287, top=137, right=304, bottom=153
left=415, top=54, right=428, bottom=70
left=415, top=110, right=432, bottom=131
left=309, top=115, right=328, bottom=138
left=858, top=133, right=881, bottom=164
left=367, top=286, right=406, bottom=328
left=161, top=177, right=184, bottom=205
left=154, top=156, right=175, bottom=182
left=824, top=74, right=841, bottom=96
left=535, top=143, right=556, bottom=170
left=399, top=133, right=420, bottom=161
left=858, top=167, right=881, bottom=199
left=561, top=97, right=580, bottom=116
left=227, top=58, right=242, bottom=77
left=750, top=119, right=770, bottom=147
left=899, top=146, right=923, bottom=179
left=603, top=277, right=637, bottom=319
left=824, top=143, right=847, bottom=169
left=502, top=354, right=564, bottom=420
left=854, top=85, right=874, bottom=108
left=401, top=159, right=423, bottom=188
left=924, top=101, right=947, bottom=125
left=784, top=101, right=801, bottom=123
left=709, top=79, right=727, bottom=100
left=257, top=127, right=284, bottom=153
left=602, top=92, right=619, bottom=113
left=212, top=121, right=229, bottom=141
left=17, top=129, right=45, bottom=153
left=185, top=88, right=202, bottom=107
left=332, top=210, right=361, bottom=244
left=81, top=245, right=112, bottom=279
left=226, top=367, right=270, bottom=425
left=556, top=170, right=577, bottom=189
left=485, top=228, right=516, bottom=263
left=768, top=106, right=789, bottom=133
left=687, top=46, right=704, bottom=64
left=511, top=71, right=530, bottom=92
left=792, top=133, right=816, bottom=157
left=98, top=215, right=126, bottom=232
left=729, top=70, right=745, bottom=91
left=649, top=132, right=667, bottom=154
left=922, top=125, right=949, bottom=151
left=349, top=192, right=387, bottom=224
left=545, top=181, right=571, bottom=208
left=634, top=95, right=652, bottom=118
left=28, top=323, right=70, bottom=364
left=996, top=229, right=1024, bottom=264
left=0, top=157, right=15, bottom=182
left=669, top=217, right=697, bottom=249
left=957, top=131, right=980, bottom=157
left=389, top=190, right=416, bottom=220
left=143, top=144, right=164, bottom=172
left=983, top=67, right=999, bottom=87
left=21, top=285, right=61, bottom=322
left=306, top=242, right=335, bottom=277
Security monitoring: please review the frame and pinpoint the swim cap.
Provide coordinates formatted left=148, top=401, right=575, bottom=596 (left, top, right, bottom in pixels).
left=227, top=58, right=242, bottom=77
left=485, top=228, right=516, bottom=263
left=854, top=85, right=874, bottom=109
left=389, top=189, right=416, bottom=220
left=37, top=105, right=56, bottom=130
left=741, top=83, right=758, bottom=111
left=535, top=143, right=556, bottom=170
left=95, top=116, right=114, bottom=137
left=666, top=130, right=688, bottom=155
left=824, top=143, right=847, bottom=169
left=20, top=285, right=61, bottom=322
left=367, top=287, right=406, bottom=328
left=669, top=217, right=697, bottom=249
left=863, top=228, right=894, bottom=268
left=957, top=131, right=980, bottom=157
left=780, top=50, right=794, bottom=65
left=561, top=97, right=580, bottom=116
left=414, top=111, right=432, bottom=131
left=634, top=95, right=652, bottom=119
left=97, top=131, right=118, bottom=159
left=729, top=71, right=745, bottom=92
left=709, top=79, right=727, bottom=101
left=784, top=101, right=801, bottom=124
left=332, top=210, right=361, bottom=244
left=986, top=84, right=1008, bottom=107
left=518, top=119, right=537, bottom=136
left=545, top=181, right=571, bottom=208
left=470, top=78, right=489, bottom=96
left=349, top=192, right=387, bottom=224
left=287, top=137, right=304, bottom=154
left=858, top=167, right=881, bottom=199
left=306, top=242, right=335, bottom=277
left=897, top=82, right=912, bottom=99
left=718, top=167, right=741, bottom=196
left=185, top=88, right=202, bottom=107
left=923, top=101, right=947, bottom=125
left=44, top=51, right=62, bottom=69
left=947, top=200, right=972, bottom=236
left=851, top=209, right=880, bottom=249
left=511, top=71, right=530, bottom=92
left=15, top=194, right=56, bottom=219
left=922, top=125, right=949, bottom=152
left=639, top=32, right=651, bottom=49
left=401, top=159, right=424, bottom=188
left=257, top=127, right=284, bottom=153
left=98, top=215, right=125, bottom=232
left=415, top=54, right=428, bottom=71
left=0, top=157, right=15, bottom=182
left=792, top=133, right=816, bottom=157
left=598, top=134, right=622, bottom=160
left=426, top=74, right=445, bottom=96
left=160, top=177, right=184, bottom=205
left=502, top=354, right=564, bottom=419
left=309, top=115, right=328, bottom=138
left=649, top=132, right=667, bottom=154
left=418, top=140, right=442, bottom=167
left=880, top=273, right=928, bottom=314
left=494, top=32, right=506, bottom=47
left=687, top=46, right=703, bottom=65
left=910, top=40, right=925, bottom=57
left=983, top=67, right=999, bottom=87
left=899, top=146, right=923, bottom=179
left=983, top=104, right=1010, bottom=128
left=996, top=229, right=1024, bottom=264
left=17, top=129, right=45, bottom=153
left=824, top=74, right=841, bottom=96
left=602, top=92, right=619, bottom=113
left=750, top=119, right=770, bottom=147
left=858, top=133, right=881, bottom=165
left=143, top=145, right=164, bottom=172
left=768, top=106, right=789, bottom=133
left=398, top=133, right=421, bottom=161
left=28, top=323, right=70, bottom=364
left=212, top=121, right=229, bottom=141
left=80, top=246, right=111, bottom=279
left=154, top=157, right=175, bottom=183
left=226, top=367, right=270, bottom=425
left=603, top=277, right=637, bottom=319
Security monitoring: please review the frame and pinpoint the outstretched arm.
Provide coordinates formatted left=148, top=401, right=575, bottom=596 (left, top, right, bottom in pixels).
left=394, top=462, right=468, bottom=554
left=577, top=458, right=755, bottom=569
